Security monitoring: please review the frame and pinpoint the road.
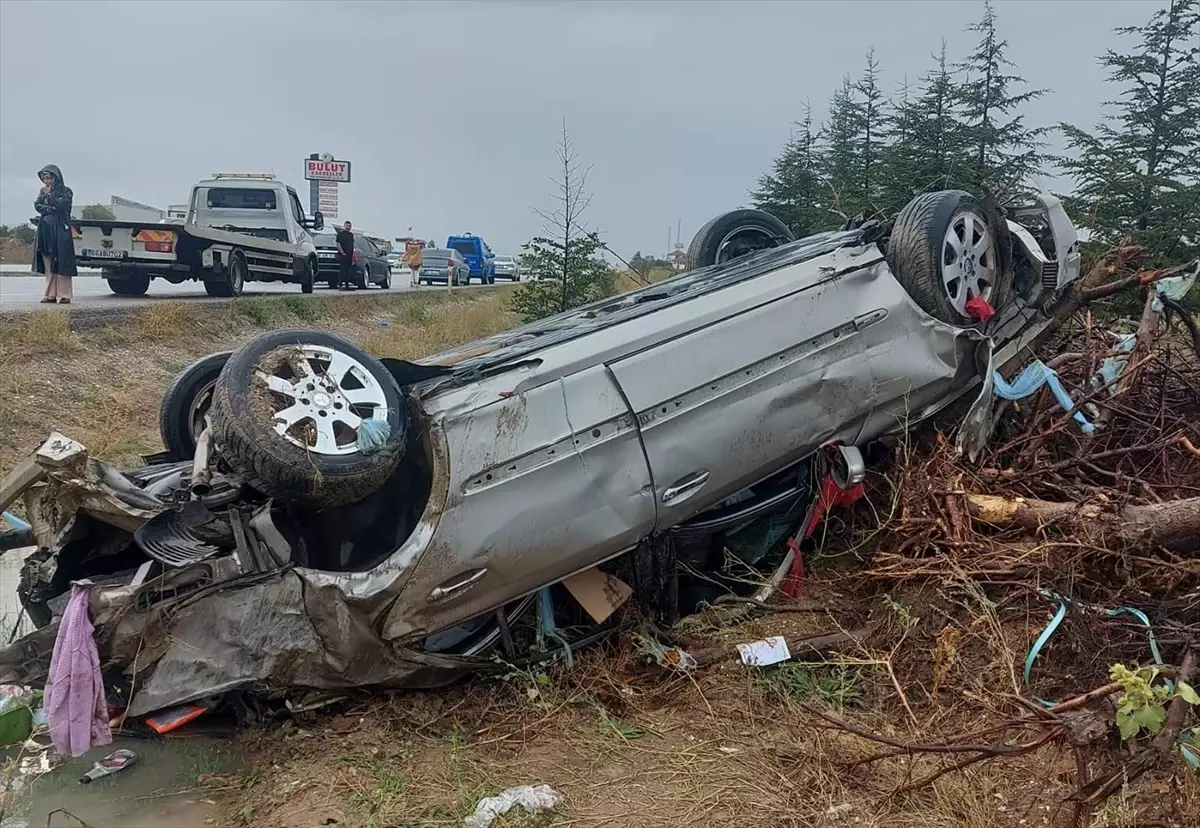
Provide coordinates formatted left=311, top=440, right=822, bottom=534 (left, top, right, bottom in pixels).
left=0, top=265, right=471, bottom=310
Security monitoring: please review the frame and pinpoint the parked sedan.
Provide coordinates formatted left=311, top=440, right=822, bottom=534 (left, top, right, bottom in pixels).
left=314, top=232, right=392, bottom=289
left=493, top=256, right=520, bottom=281
left=0, top=189, right=1082, bottom=717
left=417, top=248, right=470, bottom=286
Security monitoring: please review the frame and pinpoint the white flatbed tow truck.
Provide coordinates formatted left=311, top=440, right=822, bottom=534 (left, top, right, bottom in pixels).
left=70, top=173, right=326, bottom=297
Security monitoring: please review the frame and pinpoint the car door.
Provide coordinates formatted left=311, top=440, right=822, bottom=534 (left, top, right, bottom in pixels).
left=351, top=237, right=368, bottom=281
left=365, top=239, right=384, bottom=277
left=606, top=253, right=884, bottom=531
left=381, top=362, right=657, bottom=642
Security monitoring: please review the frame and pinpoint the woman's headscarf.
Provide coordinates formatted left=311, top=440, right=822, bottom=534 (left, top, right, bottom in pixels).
left=38, top=164, right=66, bottom=191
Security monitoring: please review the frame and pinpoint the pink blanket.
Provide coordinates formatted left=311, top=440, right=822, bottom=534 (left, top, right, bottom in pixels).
left=44, top=582, right=111, bottom=757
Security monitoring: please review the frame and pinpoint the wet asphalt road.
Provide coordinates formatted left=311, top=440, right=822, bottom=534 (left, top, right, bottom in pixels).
left=0, top=267, right=474, bottom=311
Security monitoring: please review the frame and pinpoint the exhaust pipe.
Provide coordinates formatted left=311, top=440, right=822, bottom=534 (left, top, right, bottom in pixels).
left=191, top=424, right=213, bottom=497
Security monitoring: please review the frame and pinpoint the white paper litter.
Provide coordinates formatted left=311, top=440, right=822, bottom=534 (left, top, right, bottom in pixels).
left=736, top=635, right=792, bottom=667
left=463, top=784, right=564, bottom=828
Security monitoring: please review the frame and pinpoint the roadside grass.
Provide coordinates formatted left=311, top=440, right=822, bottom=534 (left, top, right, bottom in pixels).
left=0, top=309, right=78, bottom=361
left=613, top=266, right=677, bottom=294
left=0, top=287, right=515, bottom=472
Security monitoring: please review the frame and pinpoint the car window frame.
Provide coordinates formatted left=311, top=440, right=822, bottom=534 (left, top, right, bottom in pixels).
left=286, top=189, right=305, bottom=225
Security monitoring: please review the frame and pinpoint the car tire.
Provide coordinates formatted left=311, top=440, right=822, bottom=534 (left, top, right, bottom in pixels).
left=687, top=209, right=795, bottom=270
left=106, top=273, right=151, bottom=296
left=301, top=257, right=317, bottom=294
left=159, top=351, right=232, bottom=461
left=209, top=329, right=407, bottom=508
left=887, top=190, right=1013, bottom=326
left=382, top=267, right=392, bottom=289
left=206, top=253, right=247, bottom=298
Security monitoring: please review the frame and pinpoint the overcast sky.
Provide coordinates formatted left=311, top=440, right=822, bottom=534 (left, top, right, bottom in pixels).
left=0, top=0, right=1157, bottom=257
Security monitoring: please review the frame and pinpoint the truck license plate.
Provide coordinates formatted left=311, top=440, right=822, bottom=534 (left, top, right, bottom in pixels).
left=81, top=248, right=126, bottom=259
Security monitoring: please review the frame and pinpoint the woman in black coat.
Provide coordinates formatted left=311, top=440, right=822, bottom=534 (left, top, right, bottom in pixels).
left=33, top=164, right=78, bottom=304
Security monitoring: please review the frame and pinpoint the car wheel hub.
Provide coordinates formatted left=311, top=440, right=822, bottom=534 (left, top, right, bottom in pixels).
left=253, top=344, right=389, bottom=456
left=716, top=225, right=776, bottom=264
left=942, top=213, right=996, bottom=315
left=188, top=381, right=217, bottom=440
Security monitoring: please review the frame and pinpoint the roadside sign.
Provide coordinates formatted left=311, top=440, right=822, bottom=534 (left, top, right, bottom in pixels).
left=304, top=158, right=351, bottom=183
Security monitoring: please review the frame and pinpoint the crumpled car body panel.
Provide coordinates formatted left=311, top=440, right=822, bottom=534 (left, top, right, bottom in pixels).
left=2, top=200, right=1082, bottom=714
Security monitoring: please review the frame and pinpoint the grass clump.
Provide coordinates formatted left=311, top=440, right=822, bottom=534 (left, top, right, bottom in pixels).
left=231, top=297, right=288, bottom=328
left=278, top=295, right=328, bottom=323
left=757, top=661, right=864, bottom=711
left=0, top=310, right=78, bottom=360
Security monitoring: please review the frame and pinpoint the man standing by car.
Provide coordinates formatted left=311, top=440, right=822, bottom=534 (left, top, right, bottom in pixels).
left=336, top=221, right=356, bottom=291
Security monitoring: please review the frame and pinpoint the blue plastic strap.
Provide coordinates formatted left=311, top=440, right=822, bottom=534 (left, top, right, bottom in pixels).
left=536, top=587, right=573, bottom=668
left=1105, top=607, right=1164, bottom=667
left=992, top=361, right=1096, bottom=434
left=2, top=511, right=31, bottom=531
left=1024, top=602, right=1067, bottom=706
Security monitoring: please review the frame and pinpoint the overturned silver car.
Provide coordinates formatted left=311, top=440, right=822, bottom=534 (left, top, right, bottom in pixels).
left=0, top=190, right=1082, bottom=717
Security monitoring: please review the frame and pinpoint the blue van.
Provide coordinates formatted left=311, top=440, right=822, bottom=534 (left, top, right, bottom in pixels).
left=446, top=234, right=496, bottom=283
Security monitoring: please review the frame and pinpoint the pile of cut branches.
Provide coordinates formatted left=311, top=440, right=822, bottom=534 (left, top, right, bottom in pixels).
left=823, top=248, right=1200, bottom=824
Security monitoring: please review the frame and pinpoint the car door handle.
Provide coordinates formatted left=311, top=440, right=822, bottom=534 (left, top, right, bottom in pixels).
left=428, top=568, right=488, bottom=602
left=662, top=470, right=710, bottom=504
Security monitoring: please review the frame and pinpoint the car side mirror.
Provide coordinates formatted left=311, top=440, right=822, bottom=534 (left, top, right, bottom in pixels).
left=312, top=212, right=325, bottom=231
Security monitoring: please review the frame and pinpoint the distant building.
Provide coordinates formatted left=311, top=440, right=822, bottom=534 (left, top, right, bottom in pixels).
left=667, top=247, right=688, bottom=271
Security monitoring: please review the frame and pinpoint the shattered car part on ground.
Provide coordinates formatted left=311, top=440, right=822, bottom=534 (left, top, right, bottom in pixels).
left=0, top=189, right=1087, bottom=718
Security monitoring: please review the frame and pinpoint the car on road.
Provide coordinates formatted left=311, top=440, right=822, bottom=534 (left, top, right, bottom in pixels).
left=71, top=173, right=324, bottom=298
left=447, top=233, right=496, bottom=284
left=313, top=232, right=392, bottom=289
left=493, top=256, right=520, bottom=281
left=0, top=189, right=1083, bottom=717
left=417, top=248, right=470, bottom=286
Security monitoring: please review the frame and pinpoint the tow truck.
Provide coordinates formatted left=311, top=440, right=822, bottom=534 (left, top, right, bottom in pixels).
left=70, top=173, right=325, bottom=297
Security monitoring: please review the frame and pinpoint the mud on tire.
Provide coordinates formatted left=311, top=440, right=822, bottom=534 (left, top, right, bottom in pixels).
left=209, top=329, right=408, bottom=508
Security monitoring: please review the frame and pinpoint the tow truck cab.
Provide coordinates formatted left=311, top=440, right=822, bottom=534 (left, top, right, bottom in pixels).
left=446, top=233, right=495, bottom=283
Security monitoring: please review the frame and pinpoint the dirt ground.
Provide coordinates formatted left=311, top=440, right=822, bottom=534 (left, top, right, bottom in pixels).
left=2, top=290, right=1197, bottom=828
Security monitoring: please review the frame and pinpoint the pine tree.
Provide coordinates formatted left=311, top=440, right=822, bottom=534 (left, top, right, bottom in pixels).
left=821, top=74, right=867, bottom=220
left=880, top=43, right=974, bottom=212
left=955, top=0, right=1047, bottom=198
left=1058, top=0, right=1200, bottom=266
left=855, top=48, right=888, bottom=212
left=750, top=102, right=831, bottom=236
left=510, top=120, right=616, bottom=321
left=878, top=75, right=919, bottom=214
